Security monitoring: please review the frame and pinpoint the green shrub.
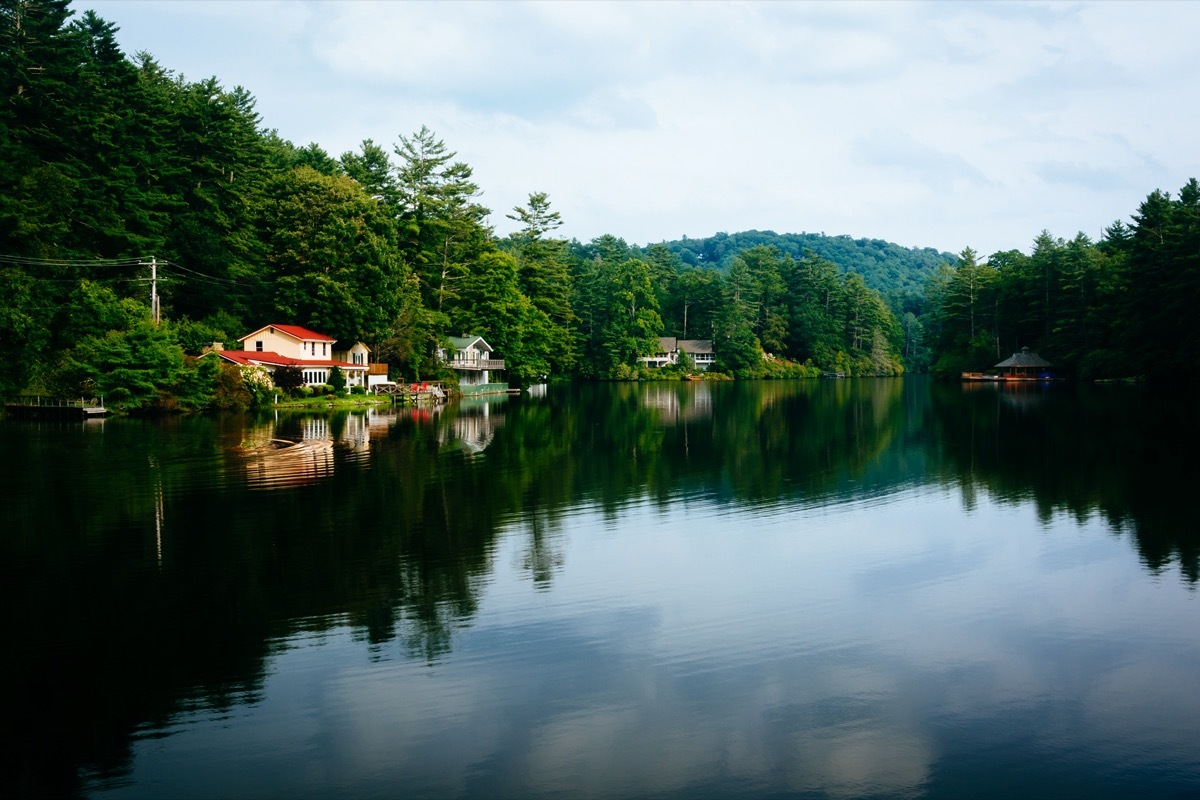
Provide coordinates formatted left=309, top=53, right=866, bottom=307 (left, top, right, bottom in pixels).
left=273, top=365, right=304, bottom=394
left=328, top=366, right=346, bottom=395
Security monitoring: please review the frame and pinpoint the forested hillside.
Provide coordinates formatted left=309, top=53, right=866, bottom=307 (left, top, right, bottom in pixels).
left=658, top=230, right=955, bottom=302
left=0, top=0, right=909, bottom=410
left=2, top=0, right=1194, bottom=412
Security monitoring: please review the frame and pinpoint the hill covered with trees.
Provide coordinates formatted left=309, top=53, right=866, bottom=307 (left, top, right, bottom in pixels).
left=0, top=0, right=912, bottom=409
left=658, top=230, right=955, bottom=302
left=2, top=0, right=1196, bottom=411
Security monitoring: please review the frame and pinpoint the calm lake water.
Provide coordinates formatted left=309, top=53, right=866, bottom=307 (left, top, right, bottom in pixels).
left=4, top=378, right=1199, bottom=799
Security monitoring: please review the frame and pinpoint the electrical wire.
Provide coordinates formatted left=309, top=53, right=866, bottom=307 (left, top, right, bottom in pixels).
left=0, top=254, right=147, bottom=268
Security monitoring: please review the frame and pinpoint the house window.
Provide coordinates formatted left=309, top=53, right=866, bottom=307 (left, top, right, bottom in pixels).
left=323, top=343, right=327, bottom=356
left=255, top=341, right=263, bottom=352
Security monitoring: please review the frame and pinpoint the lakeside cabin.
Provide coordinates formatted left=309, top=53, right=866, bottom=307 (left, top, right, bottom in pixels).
left=962, top=347, right=1055, bottom=381
left=639, top=337, right=716, bottom=370
left=438, top=335, right=509, bottom=396
left=211, top=324, right=389, bottom=391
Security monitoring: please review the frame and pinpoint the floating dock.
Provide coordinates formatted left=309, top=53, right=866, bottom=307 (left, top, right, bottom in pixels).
left=4, top=400, right=107, bottom=419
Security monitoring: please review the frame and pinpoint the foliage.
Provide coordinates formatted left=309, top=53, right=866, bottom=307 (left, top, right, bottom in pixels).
left=168, top=315, right=235, bottom=356
left=55, top=318, right=185, bottom=410
left=571, top=241, right=665, bottom=379
left=6, top=2, right=1194, bottom=398
left=211, top=361, right=254, bottom=410
left=328, top=365, right=345, bottom=395
left=273, top=365, right=303, bottom=394
left=921, top=179, right=1200, bottom=383
left=261, top=166, right=409, bottom=345
left=657, top=230, right=956, bottom=300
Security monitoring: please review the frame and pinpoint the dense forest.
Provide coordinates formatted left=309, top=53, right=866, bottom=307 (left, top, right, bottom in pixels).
left=1, top=0, right=1196, bottom=411
left=922, top=183, right=1200, bottom=382
left=660, top=230, right=954, bottom=310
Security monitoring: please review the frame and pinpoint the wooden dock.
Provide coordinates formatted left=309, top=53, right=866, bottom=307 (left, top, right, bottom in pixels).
left=372, top=381, right=449, bottom=403
left=4, top=398, right=108, bottom=419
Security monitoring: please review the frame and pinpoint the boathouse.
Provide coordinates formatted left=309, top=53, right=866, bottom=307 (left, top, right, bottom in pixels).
left=994, top=347, right=1053, bottom=379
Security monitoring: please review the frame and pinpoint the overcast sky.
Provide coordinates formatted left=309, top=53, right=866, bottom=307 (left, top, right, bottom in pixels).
left=83, top=0, right=1199, bottom=257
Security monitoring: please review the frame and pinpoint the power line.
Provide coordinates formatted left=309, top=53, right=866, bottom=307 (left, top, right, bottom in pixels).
left=0, top=275, right=147, bottom=284
left=0, top=254, right=147, bottom=268
left=159, top=260, right=260, bottom=288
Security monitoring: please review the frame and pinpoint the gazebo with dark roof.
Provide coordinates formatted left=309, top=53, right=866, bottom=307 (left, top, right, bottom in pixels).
left=994, top=346, right=1053, bottom=379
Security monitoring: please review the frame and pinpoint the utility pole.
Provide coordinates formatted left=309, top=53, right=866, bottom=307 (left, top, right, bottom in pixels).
left=139, top=257, right=161, bottom=325
left=151, top=256, right=160, bottom=325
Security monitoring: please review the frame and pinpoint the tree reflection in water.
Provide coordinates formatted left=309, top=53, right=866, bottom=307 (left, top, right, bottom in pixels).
left=2, top=379, right=1197, bottom=796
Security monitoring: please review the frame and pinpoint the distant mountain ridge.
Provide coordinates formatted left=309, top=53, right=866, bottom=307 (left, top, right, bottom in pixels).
left=653, top=230, right=958, bottom=300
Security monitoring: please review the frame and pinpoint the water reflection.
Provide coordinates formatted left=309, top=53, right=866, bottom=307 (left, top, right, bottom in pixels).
left=3, top=380, right=1199, bottom=798
left=640, top=381, right=713, bottom=424
left=234, top=411, right=380, bottom=489
left=439, top=396, right=506, bottom=455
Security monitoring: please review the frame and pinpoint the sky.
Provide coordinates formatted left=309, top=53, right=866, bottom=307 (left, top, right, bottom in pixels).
left=82, top=0, right=1200, bottom=257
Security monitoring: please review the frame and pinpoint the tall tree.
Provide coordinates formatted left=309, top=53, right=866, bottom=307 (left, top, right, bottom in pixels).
left=340, top=139, right=399, bottom=208
left=504, top=192, right=575, bottom=375
left=664, top=266, right=722, bottom=341
left=1123, top=181, right=1200, bottom=381
left=784, top=253, right=843, bottom=367
left=0, top=0, right=83, bottom=257
left=453, top=249, right=554, bottom=383
left=393, top=126, right=491, bottom=316
left=572, top=237, right=662, bottom=378
left=261, top=166, right=410, bottom=345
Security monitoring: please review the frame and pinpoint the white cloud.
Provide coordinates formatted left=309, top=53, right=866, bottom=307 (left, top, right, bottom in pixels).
left=84, top=0, right=1200, bottom=255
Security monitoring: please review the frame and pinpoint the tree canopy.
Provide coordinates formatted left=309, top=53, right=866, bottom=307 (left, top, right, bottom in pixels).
left=2, top=0, right=1194, bottom=407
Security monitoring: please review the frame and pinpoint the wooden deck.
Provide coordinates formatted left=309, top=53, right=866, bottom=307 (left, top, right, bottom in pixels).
left=5, top=399, right=108, bottom=419
left=372, top=381, right=448, bottom=403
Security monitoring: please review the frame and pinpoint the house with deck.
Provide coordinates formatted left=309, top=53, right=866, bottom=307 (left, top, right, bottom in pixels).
left=640, top=337, right=716, bottom=370
left=439, top=335, right=508, bottom=395
left=214, top=324, right=382, bottom=389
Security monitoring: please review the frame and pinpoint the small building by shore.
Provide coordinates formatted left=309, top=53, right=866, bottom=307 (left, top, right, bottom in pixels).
left=995, top=347, right=1054, bottom=379
left=962, top=347, right=1056, bottom=382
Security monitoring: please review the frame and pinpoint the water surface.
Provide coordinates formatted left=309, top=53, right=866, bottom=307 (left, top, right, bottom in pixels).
left=4, top=379, right=1198, bottom=798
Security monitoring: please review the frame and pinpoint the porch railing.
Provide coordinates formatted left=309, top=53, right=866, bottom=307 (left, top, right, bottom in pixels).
left=449, top=359, right=505, bottom=371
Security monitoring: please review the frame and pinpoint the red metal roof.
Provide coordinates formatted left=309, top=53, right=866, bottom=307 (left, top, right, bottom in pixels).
left=216, top=351, right=365, bottom=370
left=237, top=324, right=335, bottom=343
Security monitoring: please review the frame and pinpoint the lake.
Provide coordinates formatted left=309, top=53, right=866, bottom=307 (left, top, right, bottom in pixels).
left=4, top=378, right=1199, bottom=799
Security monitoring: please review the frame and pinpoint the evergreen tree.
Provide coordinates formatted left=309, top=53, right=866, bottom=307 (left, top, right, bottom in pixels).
left=572, top=237, right=662, bottom=378
left=0, top=0, right=85, bottom=257
left=663, top=266, right=722, bottom=341
left=340, top=139, right=399, bottom=208
left=504, top=192, right=575, bottom=375
left=393, top=126, right=491, bottom=316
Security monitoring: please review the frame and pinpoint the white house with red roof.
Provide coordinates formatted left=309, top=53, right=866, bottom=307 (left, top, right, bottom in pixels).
left=215, top=324, right=372, bottom=389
